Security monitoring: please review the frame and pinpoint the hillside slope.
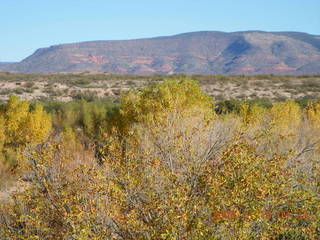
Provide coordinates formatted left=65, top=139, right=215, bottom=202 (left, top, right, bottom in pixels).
left=3, top=31, right=320, bottom=74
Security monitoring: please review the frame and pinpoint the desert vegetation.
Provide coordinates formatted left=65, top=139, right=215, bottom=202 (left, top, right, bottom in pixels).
left=1, top=73, right=320, bottom=102
left=0, top=77, right=320, bottom=239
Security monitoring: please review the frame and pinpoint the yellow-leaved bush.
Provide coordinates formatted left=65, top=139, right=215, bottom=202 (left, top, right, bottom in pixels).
left=0, top=117, right=5, bottom=151
left=114, top=77, right=214, bottom=135
left=269, top=101, right=302, bottom=137
left=306, top=102, right=320, bottom=128
left=0, top=96, right=51, bottom=170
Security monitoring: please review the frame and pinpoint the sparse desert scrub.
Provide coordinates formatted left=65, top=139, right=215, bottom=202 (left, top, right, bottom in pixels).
left=1, top=73, right=320, bottom=101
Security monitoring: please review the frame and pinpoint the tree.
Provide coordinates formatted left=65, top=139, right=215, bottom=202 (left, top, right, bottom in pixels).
left=0, top=96, right=51, bottom=169
left=114, top=77, right=214, bottom=135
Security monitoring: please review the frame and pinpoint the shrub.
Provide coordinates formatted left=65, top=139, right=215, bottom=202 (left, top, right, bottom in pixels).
left=0, top=96, right=51, bottom=170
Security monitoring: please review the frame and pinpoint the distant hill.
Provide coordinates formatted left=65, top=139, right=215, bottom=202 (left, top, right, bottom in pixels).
left=2, top=31, right=320, bottom=74
left=0, top=62, right=15, bottom=68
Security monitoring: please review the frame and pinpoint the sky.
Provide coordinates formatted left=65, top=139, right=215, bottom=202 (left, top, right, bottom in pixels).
left=1, top=0, right=320, bottom=62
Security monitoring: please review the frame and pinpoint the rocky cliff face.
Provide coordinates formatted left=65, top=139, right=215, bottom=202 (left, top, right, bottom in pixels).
left=3, top=31, right=320, bottom=74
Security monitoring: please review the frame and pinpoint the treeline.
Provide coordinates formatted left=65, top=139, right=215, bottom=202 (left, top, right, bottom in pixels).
left=0, top=77, right=320, bottom=239
left=39, top=96, right=320, bottom=132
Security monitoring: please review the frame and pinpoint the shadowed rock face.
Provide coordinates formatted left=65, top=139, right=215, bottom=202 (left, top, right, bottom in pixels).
left=3, top=31, right=320, bottom=74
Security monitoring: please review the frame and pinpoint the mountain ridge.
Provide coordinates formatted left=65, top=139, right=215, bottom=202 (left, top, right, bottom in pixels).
left=2, top=31, right=320, bottom=75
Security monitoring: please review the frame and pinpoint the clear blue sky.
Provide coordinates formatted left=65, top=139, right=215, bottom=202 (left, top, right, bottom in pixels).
left=1, top=0, right=320, bottom=62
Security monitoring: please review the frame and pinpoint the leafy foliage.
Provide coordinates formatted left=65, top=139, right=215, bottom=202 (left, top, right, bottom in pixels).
left=0, top=96, right=51, bottom=173
left=0, top=78, right=320, bottom=239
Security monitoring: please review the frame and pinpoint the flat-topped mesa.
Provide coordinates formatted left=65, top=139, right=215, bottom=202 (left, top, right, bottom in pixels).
left=3, top=31, right=320, bottom=75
